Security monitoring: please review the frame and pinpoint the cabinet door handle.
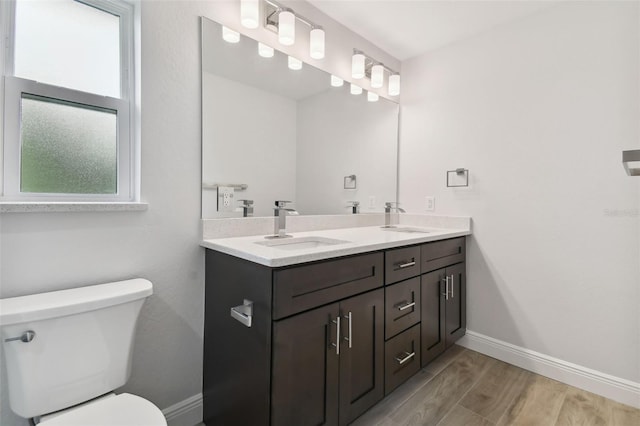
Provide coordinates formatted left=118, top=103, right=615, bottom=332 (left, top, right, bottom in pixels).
left=396, top=260, right=416, bottom=269
left=344, top=312, right=352, bottom=348
left=442, top=276, right=449, bottom=300
left=331, top=316, right=341, bottom=355
left=450, top=274, right=455, bottom=299
left=395, top=351, right=416, bottom=365
left=397, top=301, right=416, bottom=311
left=230, top=299, right=253, bottom=327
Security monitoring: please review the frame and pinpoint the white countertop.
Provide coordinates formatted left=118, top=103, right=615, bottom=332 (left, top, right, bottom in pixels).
left=201, top=225, right=471, bottom=267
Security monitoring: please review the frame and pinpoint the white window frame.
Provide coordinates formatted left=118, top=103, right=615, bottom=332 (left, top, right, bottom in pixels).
left=1, top=0, right=137, bottom=202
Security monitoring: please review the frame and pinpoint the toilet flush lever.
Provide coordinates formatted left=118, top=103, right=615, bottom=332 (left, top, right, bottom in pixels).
left=4, top=330, right=36, bottom=343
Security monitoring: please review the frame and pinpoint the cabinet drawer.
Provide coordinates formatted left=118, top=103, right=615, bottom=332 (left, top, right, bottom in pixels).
left=385, top=245, right=421, bottom=285
left=385, top=277, right=420, bottom=340
left=384, top=324, right=421, bottom=395
left=273, top=252, right=384, bottom=320
left=421, top=237, right=465, bottom=273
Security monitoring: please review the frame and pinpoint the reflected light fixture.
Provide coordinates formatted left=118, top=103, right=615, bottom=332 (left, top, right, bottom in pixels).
left=222, top=26, right=240, bottom=43
left=258, top=42, right=274, bottom=58
left=352, top=51, right=365, bottom=79
left=371, top=64, right=384, bottom=89
left=278, top=10, right=295, bottom=46
left=367, top=91, right=379, bottom=102
left=330, top=75, right=344, bottom=87
left=240, top=0, right=260, bottom=29
left=350, top=84, right=362, bottom=95
left=309, top=27, right=325, bottom=59
left=388, top=74, right=401, bottom=96
left=288, top=56, right=302, bottom=70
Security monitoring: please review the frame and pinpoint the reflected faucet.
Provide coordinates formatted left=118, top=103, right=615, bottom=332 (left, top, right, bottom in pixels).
left=346, top=201, right=360, bottom=214
left=382, top=202, right=405, bottom=228
left=268, top=200, right=297, bottom=239
left=238, top=199, right=254, bottom=217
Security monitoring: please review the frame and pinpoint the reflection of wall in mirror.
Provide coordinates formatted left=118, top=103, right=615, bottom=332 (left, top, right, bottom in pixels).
left=202, top=72, right=297, bottom=218
left=296, top=88, right=398, bottom=215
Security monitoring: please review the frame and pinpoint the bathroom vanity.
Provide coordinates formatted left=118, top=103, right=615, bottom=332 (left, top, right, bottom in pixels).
left=201, top=223, right=469, bottom=426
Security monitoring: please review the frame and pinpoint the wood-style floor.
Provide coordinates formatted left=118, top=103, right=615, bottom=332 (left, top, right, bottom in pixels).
left=351, top=346, right=640, bottom=426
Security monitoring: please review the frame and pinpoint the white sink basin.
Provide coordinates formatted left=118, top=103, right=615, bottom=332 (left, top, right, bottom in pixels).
left=382, top=226, right=431, bottom=234
left=254, top=236, right=351, bottom=251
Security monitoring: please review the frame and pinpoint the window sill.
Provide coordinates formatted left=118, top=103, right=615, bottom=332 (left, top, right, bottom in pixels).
left=0, top=201, right=148, bottom=213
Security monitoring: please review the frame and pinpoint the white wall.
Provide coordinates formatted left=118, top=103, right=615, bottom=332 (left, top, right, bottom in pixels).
left=296, top=87, right=398, bottom=214
left=0, top=1, right=402, bottom=424
left=400, top=0, right=639, bottom=387
left=202, top=72, right=297, bottom=217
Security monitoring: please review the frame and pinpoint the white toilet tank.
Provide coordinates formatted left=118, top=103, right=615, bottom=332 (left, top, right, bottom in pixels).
left=0, top=278, right=153, bottom=419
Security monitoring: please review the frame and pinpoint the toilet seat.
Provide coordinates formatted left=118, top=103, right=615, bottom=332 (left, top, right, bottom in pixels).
left=37, top=393, right=167, bottom=426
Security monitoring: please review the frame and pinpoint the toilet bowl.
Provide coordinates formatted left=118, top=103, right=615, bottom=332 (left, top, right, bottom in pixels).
left=0, top=278, right=167, bottom=425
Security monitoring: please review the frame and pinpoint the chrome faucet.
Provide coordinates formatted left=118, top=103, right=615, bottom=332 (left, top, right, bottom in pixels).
left=268, top=200, right=297, bottom=238
left=383, top=202, right=405, bottom=228
left=346, top=201, right=360, bottom=214
left=238, top=199, right=254, bottom=217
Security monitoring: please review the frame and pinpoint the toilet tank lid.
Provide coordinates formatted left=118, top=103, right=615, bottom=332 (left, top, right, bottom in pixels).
left=0, top=279, right=153, bottom=326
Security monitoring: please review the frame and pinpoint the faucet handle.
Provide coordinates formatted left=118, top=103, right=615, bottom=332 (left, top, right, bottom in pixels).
left=275, top=200, right=292, bottom=208
left=238, top=199, right=254, bottom=206
left=385, top=202, right=405, bottom=213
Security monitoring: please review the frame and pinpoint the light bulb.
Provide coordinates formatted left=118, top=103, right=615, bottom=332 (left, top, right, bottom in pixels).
left=310, top=28, right=325, bottom=59
left=330, top=75, right=344, bottom=87
left=350, top=84, right=362, bottom=95
left=371, top=64, right=384, bottom=89
left=240, top=0, right=259, bottom=29
left=389, top=74, right=401, bottom=96
left=288, top=56, right=302, bottom=70
left=258, top=42, right=274, bottom=58
left=278, top=10, right=295, bottom=46
left=222, top=26, right=240, bottom=43
left=367, top=92, right=379, bottom=102
left=352, top=52, right=365, bottom=79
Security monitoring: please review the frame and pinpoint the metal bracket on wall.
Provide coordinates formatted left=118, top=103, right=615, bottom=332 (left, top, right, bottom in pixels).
left=622, top=150, right=640, bottom=176
left=202, top=183, right=248, bottom=190
left=446, top=169, right=469, bottom=187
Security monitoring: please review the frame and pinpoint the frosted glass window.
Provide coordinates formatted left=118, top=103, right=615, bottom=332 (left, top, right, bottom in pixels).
left=14, top=0, right=120, bottom=98
left=20, top=95, right=117, bottom=194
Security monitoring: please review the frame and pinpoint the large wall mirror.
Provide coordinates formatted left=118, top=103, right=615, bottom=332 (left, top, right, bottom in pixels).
left=201, top=17, right=399, bottom=218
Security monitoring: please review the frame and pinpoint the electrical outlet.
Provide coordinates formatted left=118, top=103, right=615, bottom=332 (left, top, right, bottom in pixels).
left=368, top=196, right=376, bottom=209
left=425, top=196, right=435, bottom=212
left=217, top=186, right=235, bottom=212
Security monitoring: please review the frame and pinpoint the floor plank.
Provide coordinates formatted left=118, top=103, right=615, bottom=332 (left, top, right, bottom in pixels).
left=496, top=374, right=567, bottom=426
left=437, top=405, right=495, bottom=426
left=555, top=387, right=610, bottom=426
left=609, top=399, right=640, bottom=425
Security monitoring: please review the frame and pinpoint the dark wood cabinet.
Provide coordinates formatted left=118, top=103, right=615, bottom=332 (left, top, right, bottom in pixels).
left=419, top=237, right=466, bottom=366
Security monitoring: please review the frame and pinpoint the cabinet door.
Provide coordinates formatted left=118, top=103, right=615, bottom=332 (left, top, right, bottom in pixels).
left=445, top=262, right=466, bottom=347
left=271, top=303, right=340, bottom=426
left=339, top=289, right=384, bottom=426
left=420, top=269, right=446, bottom=366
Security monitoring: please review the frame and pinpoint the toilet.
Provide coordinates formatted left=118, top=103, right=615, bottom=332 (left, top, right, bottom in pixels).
left=0, top=278, right=167, bottom=425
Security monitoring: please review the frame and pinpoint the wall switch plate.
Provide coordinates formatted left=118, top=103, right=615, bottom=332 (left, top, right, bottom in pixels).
left=425, top=196, right=435, bottom=212
left=217, top=186, right=235, bottom=212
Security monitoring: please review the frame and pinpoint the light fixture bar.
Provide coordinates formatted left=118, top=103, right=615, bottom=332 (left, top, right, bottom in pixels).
left=264, top=0, right=323, bottom=34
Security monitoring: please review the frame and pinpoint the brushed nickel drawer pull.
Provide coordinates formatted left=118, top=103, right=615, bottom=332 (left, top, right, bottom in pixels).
left=332, top=316, right=341, bottom=355
left=450, top=274, right=455, bottom=298
left=395, top=351, right=415, bottom=365
left=344, top=311, right=353, bottom=348
left=442, top=277, right=449, bottom=300
left=230, top=300, right=253, bottom=327
left=396, top=260, right=416, bottom=269
left=397, top=301, right=416, bottom=311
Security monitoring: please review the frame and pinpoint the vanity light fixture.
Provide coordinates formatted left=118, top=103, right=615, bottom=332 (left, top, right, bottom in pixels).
left=331, top=75, right=344, bottom=87
left=350, top=83, right=362, bottom=95
left=367, top=91, right=379, bottom=102
left=222, top=26, right=240, bottom=43
left=258, top=42, right=274, bottom=58
left=264, top=0, right=325, bottom=59
left=352, top=48, right=401, bottom=96
left=288, top=56, right=302, bottom=70
left=240, top=0, right=260, bottom=29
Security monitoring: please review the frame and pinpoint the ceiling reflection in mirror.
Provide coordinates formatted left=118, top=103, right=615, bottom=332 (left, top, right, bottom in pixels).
left=201, top=17, right=399, bottom=218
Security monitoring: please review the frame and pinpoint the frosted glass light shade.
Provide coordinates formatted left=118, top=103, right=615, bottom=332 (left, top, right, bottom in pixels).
left=367, top=92, right=379, bottom=102
left=352, top=53, right=365, bottom=79
left=309, top=28, right=325, bottom=59
left=371, top=64, right=384, bottom=89
left=258, top=42, right=274, bottom=58
left=288, top=56, right=302, bottom=70
left=240, top=0, right=259, bottom=29
left=278, top=11, right=295, bottom=46
left=330, top=75, right=344, bottom=87
left=350, top=84, right=362, bottom=95
left=389, top=74, right=401, bottom=96
left=222, top=26, right=240, bottom=43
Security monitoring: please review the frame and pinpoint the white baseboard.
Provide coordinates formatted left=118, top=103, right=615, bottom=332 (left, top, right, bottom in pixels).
left=457, top=331, right=640, bottom=409
left=162, top=393, right=203, bottom=426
